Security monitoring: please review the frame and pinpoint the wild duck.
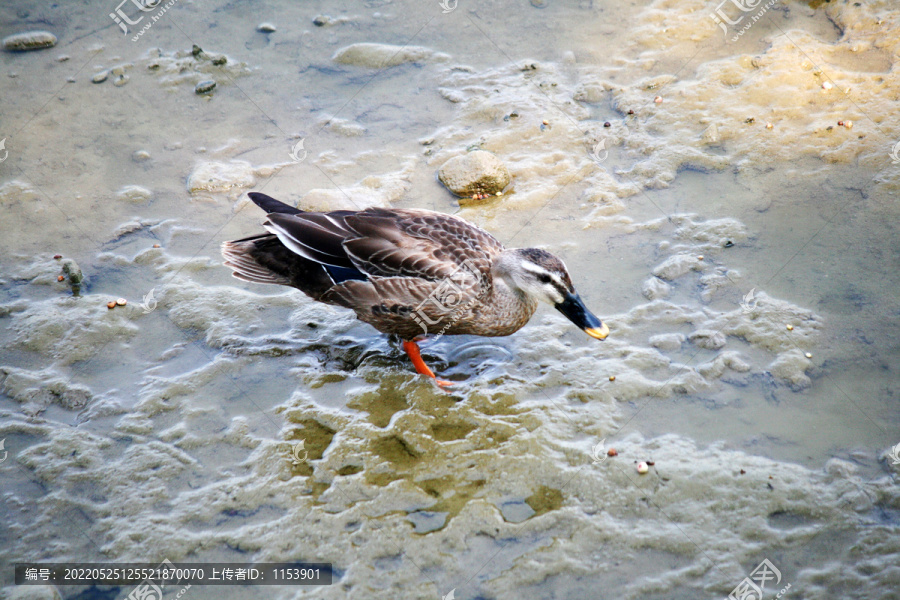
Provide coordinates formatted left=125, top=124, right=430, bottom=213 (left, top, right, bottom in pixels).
left=222, top=192, right=609, bottom=386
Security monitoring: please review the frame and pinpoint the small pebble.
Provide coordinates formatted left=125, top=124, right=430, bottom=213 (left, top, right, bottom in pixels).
left=211, top=55, right=227, bottom=66
left=57, top=275, right=65, bottom=282
left=627, top=109, right=634, bottom=115
left=312, top=15, right=330, bottom=26
left=723, top=240, right=734, bottom=248
left=257, top=23, right=276, bottom=33
left=843, top=120, right=853, bottom=129
left=837, top=121, right=844, bottom=126
left=107, top=301, right=116, bottom=309
left=92, top=71, right=108, bottom=84
left=603, top=121, right=611, bottom=128
left=786, top=325, right=793, bottom=331
left=60, top=259, right=83, bottom=284
left=192, top=44, right=203, bottom=57
left=195, top=80, right=216, bottom=94
left=57, top=55, right=70, bottom=62
left=821, top=81, right=833, bottom=90
left=607, top=448, right=618, bottom=457
left=132, top=150, right=151, bottom=162
left=116, top=298, right=127, bottom=306
left=608, top=375, right=615, bottom=381
left=53, top=254, right=62, bottom=260
left=152, top=243, right=161, bottom=248
left=542, top=119, right=549, bottom=126
left=766, top=122, right=773, bottom=129
left=805, top=352, right=812, bottom=358
left=697, top=255, right=704, bottom=261
left=113, top=74, right=128, bottom=87
left=740, top=469, right=746, bottom=475
left=653, top=96, right=663, bottom=104
left=637, top=461, right=649, bottom=474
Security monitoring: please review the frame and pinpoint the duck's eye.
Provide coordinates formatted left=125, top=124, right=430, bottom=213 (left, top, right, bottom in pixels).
left=538, top=274, right=552, bottom=284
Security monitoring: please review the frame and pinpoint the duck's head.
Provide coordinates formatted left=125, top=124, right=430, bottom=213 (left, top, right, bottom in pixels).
left=495, top=248, right=609, bottom=340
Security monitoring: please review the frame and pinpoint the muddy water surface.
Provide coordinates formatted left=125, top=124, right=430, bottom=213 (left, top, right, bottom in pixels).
left=1, top=1, right=899, bottom=599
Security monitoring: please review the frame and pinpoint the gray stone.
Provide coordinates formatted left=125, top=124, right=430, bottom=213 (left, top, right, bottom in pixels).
left=3, top=31, right=57, bottom=51
left=438, top=150, right=510, bottom=197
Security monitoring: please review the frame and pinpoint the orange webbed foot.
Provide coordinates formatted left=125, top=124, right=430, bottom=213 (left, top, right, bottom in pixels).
left=402, top=340, right=453, bottom=388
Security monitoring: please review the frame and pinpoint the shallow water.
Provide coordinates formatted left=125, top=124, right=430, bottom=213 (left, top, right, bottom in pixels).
left=1, top=0, right=899, bottom=599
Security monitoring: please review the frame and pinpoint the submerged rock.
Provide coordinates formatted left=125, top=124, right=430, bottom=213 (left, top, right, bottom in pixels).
left=2, top=31, right=57, bottom=51
left=187, top=160, right=257, bottom=195
left=438, top=150, right=510, bottom=197
left=116, top=185, right=152, bottom=202
left=332, top=43, right=447, bottom=68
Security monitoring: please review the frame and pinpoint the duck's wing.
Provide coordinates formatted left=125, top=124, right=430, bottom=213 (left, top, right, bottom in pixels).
left=341, top=208, right=503, bottom=282
left=264, top=207, right=503, bottom=284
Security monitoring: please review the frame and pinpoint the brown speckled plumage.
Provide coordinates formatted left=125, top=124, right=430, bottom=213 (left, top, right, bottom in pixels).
left=222, top=193, right=608, bottom=382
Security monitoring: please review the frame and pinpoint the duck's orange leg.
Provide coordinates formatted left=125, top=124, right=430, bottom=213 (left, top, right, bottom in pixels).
left=402, top=340, right=453, bottom=387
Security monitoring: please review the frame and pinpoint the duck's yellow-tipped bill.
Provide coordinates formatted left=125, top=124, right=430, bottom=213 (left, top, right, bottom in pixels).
left=555, top=292, right=609, bottom=341
left=585, top=322, right=610, bottom=340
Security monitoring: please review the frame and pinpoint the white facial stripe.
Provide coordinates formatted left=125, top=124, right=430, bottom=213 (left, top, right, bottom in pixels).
left=521, top=261, right=565, bottom=287
left=520, top=261, right=549, bottom=275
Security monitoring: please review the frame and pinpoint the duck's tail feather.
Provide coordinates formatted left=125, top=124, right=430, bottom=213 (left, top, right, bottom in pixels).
left=248, top=192, right=303, bottom=215
left=221, top=233, right=335, bottom=299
